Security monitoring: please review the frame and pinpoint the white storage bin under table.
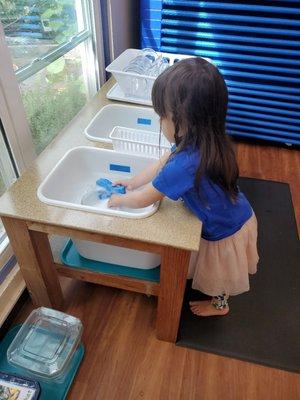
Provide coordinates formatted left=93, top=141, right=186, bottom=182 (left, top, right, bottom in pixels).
left=74, top=240, right=160, bottom=269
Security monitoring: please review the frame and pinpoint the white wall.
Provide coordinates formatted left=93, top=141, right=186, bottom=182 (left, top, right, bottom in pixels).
left=107, top=0, right=139, bottom=60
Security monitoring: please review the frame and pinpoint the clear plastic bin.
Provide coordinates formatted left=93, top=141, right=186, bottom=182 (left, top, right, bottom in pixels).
left=109, top=126, right=170, bottom=158
left=7, top=307, right=82, bottom=379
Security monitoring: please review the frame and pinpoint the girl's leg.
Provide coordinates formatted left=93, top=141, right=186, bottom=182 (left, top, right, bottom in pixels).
left=189, top=293, right=229, bottom=317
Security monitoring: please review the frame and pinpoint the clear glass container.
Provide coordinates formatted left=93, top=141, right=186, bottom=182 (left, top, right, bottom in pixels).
left=7, top=307, right=83, bottom=379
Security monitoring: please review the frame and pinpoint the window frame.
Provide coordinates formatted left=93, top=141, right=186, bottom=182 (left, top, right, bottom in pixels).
left=13, top=0, right=92, bottom=82
left=0, top=22, right=36, bottom=172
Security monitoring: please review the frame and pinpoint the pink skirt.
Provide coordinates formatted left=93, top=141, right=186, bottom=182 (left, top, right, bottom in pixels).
left=188, top=213, right=259, bottom=297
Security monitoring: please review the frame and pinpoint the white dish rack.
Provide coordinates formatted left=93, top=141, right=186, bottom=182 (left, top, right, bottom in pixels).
left=109, top=126, right=170, bottom=158
left=106, top=83, right=152, bottom=106
left=106, top=48, right=195, bottom=102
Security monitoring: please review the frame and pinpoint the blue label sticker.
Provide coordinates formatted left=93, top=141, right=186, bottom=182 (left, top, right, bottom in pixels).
left=137, top=117, right=151, bottom=125
left=109, top=164, right=131, bottom=173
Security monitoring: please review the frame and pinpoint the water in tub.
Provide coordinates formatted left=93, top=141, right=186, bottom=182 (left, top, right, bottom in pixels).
left=80, top=172, right=155, bottom=214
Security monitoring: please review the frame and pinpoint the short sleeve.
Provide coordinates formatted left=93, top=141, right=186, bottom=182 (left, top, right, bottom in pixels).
left=152, top=153, right=194, bottom=200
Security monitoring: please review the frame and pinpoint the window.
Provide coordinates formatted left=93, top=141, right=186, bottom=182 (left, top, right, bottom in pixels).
left=20, top=44, right=90, bottom=153
left=0, top=0, right=98, bottom=154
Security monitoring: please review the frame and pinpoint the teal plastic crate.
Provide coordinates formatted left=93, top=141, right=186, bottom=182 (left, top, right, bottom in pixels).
left=0, top=325, right=84, bottom=400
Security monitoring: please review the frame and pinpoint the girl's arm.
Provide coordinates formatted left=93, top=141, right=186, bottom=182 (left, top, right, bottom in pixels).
left=114, top=151, right=170, bottom=190
left=108, top=183, right=164, bottom=209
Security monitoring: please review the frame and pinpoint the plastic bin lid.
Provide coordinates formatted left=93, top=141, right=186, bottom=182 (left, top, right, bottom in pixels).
left=7, top=307, right=83, bottom=379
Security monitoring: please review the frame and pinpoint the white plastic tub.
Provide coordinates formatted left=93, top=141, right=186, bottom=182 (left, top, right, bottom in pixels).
left=85, top=104, right=160, bottom=144
left=109, top=126, right=170, bottom=158
left=73, top=240, right=160, bottom=269
left=106, top=48, right=193, bottom=100
left=37, top=147, right=160, bottom=219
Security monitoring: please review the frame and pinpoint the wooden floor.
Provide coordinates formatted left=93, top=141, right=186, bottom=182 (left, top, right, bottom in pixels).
left=12, top=141, right=300, bottom=400
left=236, top=140, right=300, bottom=236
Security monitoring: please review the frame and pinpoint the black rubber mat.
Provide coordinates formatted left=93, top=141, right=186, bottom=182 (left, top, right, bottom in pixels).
left=177, top=178, right=300, bottom=372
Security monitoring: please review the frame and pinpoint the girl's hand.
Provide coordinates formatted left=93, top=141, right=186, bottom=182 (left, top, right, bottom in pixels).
left=108, top=194, right=123, bottom=208
left=108, top=184, right=164, bottom=209
left=113, top=179, right=135, bottom=191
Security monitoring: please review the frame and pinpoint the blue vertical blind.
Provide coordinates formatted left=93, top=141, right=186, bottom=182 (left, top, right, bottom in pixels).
left=140, top=0, right=162, bottom=50
left=142, top=0, right=300, bottom=145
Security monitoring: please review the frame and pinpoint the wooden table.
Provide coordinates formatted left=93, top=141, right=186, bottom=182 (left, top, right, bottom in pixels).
left=0, top=79, right=201, bottom=343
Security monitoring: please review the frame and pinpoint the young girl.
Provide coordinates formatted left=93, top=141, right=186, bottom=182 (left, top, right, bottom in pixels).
left=108, top=57, right=259, bottom=317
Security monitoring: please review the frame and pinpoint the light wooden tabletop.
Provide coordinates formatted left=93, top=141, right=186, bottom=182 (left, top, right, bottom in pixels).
left=0, top=79, right=201, bottom=251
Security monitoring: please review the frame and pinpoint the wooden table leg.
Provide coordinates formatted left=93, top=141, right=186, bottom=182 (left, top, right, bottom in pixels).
left=156, top=246, right=190, bottom=342
left=2, top=217, right=63, bottom=309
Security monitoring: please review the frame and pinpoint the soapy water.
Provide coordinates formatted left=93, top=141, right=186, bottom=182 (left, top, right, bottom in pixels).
left=80, top=180, right=155, bottom=214
left=80, top=188, right=154, bottom=214
left=81, top=178, right=125, bottom=206
left=81, top=188, right=105, bottom=207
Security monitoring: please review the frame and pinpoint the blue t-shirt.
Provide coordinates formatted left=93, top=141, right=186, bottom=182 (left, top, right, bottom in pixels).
left=152, top=146, right=253, bottom=241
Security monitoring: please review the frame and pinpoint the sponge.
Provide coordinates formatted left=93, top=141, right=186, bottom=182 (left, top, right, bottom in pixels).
left=96, top=178, right=126, bottom=200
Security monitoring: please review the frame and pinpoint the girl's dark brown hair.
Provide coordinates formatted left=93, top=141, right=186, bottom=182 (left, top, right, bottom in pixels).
left=152, top=57, right=239, bottom=200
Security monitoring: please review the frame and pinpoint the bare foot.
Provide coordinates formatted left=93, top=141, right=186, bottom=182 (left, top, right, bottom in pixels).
left=189, top=300, right=229, bottom=317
